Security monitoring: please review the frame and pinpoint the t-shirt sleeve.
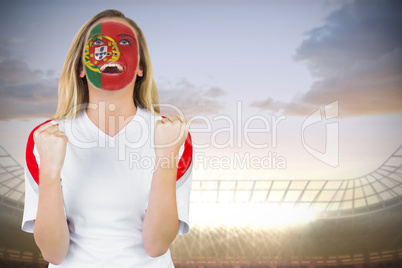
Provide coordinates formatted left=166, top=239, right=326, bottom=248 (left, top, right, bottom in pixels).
left=176, top=131, right=193, bottom=235
left=21, top=120, right=55, bottom=233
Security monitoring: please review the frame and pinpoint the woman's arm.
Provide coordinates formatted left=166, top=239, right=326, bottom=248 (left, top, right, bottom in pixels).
left=142, top=115, right=189, bottom=257
left=32, top=123, right=70, bottom=264
left=142, top=157, right=179, bottom=257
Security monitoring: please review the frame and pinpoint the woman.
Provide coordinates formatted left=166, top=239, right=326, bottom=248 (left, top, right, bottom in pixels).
left=22, top=9, right=193, bottom=267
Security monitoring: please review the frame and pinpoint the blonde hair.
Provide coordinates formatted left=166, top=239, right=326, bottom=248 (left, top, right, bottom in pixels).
left=53, top=9, right=159, bottom=120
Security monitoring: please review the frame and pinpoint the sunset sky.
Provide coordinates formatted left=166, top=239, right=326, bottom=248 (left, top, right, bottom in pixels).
left=0, top=0, right=401, bottom=182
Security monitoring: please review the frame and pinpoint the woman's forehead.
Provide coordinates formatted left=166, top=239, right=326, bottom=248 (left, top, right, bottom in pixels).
left=86, top=18, right=137, bottom=39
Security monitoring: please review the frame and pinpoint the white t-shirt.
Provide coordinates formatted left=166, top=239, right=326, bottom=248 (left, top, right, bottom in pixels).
left=22, top=107, right=193, bottom=268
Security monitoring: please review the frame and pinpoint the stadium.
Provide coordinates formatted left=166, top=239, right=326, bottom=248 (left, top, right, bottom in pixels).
left=1, top=145, right=401, bottom=268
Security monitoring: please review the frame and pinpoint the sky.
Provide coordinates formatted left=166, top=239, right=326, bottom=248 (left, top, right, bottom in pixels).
left=0, top=0, right=401, bottom=182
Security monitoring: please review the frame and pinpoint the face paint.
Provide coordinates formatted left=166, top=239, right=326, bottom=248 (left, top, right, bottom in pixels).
left=84, top=21, right=139, bottom=91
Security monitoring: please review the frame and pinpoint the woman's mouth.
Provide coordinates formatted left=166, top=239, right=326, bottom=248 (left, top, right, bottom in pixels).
left=99, top=63, right=124, bottom=74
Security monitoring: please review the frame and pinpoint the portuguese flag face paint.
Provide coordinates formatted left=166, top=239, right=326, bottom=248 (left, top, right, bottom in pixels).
left=84, top=21, right=139, bottom=91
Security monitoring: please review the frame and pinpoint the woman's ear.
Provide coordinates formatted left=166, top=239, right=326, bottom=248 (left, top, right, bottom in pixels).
left=137, top=66, right=143, bottom=77
left=79, top=65, right=86, bottom=78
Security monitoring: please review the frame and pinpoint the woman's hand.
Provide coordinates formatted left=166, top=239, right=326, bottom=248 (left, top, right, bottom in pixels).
left=154, top=114, right=189, bottom=159
left=33, top=122, right=68, bottom=178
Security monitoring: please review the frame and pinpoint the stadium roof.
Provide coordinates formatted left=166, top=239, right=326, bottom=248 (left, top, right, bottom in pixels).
left=1, top=145, right=402, bottom=218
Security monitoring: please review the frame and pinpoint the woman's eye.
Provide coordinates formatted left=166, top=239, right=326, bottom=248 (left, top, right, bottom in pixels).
left=119, top=39, right=131, bottom=45
left=93, top=39, right=104, bottom=45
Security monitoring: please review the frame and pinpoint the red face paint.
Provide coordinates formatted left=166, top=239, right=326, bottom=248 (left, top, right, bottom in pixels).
left=84, top=21, right=139, bottom=91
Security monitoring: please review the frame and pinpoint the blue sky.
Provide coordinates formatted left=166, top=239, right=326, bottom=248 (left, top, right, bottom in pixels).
left=0, top=0, right=401, bottom=181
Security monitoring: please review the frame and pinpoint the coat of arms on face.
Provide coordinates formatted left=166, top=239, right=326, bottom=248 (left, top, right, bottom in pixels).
left=95, top=46, right=108, bottom=60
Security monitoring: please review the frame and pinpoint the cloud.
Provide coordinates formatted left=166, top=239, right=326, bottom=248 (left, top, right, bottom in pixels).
left=251, top=97, right=313, bottom=116
left=252, top=0, right=402, bottom=117
left=204, top=87, right=227, bottom=98
left=0, top=58, right=58, bottom=121
left=158, top=78, right=226, bottom=117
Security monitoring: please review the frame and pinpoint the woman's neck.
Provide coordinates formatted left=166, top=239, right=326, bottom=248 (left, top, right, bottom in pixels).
left=86, top=87, right=137, bottom=137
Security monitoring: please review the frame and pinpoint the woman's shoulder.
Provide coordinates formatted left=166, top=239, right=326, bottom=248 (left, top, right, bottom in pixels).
left=136, top=106, right=162, bottom=122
